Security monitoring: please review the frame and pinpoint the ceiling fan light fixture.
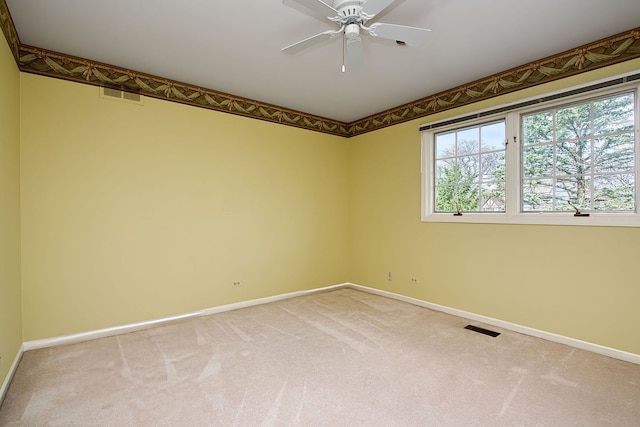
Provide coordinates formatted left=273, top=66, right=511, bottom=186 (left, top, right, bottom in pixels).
left=345, top=23, right=360, bottom=40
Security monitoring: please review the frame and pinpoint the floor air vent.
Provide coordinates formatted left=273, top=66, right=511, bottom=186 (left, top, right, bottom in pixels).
left=464, top=324, right=500, bottom=337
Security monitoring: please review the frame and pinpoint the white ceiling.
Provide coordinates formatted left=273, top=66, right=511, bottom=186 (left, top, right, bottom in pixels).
left=6, top=0, right=640, bottom=123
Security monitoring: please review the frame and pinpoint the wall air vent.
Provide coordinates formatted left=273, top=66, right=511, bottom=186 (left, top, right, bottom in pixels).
left=464, top=324, right=501, bottom=337
left=100, top=87, right=143, bottom=105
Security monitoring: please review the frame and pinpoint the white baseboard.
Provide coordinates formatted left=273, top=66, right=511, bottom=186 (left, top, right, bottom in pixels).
left=346, top=283, right=640, bottom=365
left=21, top=281, right=639, bottom=365
left=0, top=344, right=24, bottom=406
left=23, top=283, right=348, bottom=351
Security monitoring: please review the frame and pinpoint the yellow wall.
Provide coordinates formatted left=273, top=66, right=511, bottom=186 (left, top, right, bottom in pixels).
left=20, top=74, right=349, bottom=341
left=349, top=59, right=640, bottom=355
left=0, top=36, right=22, bottom=385
left=11, top=49, right=640, bottom=356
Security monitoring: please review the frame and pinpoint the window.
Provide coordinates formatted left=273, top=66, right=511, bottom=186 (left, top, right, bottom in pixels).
left=421, top=75, right=640, bottom=226
left=521, top=93, right=635, bottom=213
left=434, top=121, right=506, bottom=213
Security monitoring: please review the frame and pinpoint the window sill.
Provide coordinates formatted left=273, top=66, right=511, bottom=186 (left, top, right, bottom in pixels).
left=421, top=212, right=640, bottom=227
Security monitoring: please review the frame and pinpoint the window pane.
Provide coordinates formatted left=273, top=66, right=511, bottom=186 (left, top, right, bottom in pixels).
left=436, top=159, right=456, bottom=183
left=457, top=184, right=480, bottom=211
left=435, top=132, right=456, bottom=159
left=481, top=152, right=505, bottom=181
left=594, top=93, right=635, bottom=135
left=434, top=183, right=480, bottom=212
left=522, top=111, right=553, bottom=145
left=481, top=183, right=505, bottom=212
left=481, top=121, right=506, bottom=151
left=457, top=128, right=479, bottom=154
left=555, top=139, right=591, bottom=176
left=593, top=174, right=635, bottom=211
left=435, top=185, right=457, bottom=211
left=556, top=103, right=592, bottom=140
left=555, top=176, right=592, bottom=211
left=523, top=145, right=554, bottom=178
left=522, top=179, right=554, bottom=211
left=593, top=134, right=634, bottom=173
left=458, top=156, right=480, bottom=183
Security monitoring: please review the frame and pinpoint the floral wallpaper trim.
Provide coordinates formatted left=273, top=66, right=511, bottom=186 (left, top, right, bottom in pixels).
left=0, top=0, right=19, bottom=60
left=347, top=28, right=640, bottom=136
left=18, top=45, right=351, bottom=137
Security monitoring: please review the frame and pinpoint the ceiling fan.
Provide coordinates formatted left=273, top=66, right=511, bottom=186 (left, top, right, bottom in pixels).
left=282, top=0, right=431, bottom=72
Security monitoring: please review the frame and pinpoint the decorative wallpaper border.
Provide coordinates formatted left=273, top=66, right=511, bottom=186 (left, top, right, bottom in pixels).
left=349, top=28, right=640, bottom=135
left=0, top=0, right=19, bottom=60
left=18, top=44, right=351, bottom=136
left=1, top=0, right=639, bottom=137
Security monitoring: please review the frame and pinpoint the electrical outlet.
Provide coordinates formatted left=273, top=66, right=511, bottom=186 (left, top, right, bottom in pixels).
left=411, top=277, right=419, bottom=284
left=388, top=272, right=392, bottom=281
left=232, top=281, right=241, bottom=287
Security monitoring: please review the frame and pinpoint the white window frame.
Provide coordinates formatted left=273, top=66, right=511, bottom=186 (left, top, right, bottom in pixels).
left=421, top=74, right=640, bottom=227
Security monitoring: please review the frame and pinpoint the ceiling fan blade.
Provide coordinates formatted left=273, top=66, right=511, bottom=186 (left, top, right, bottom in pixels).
left=282, top=30, right=338, bottom=54
left=346, top=37, right=364, bottom=70
left=290, top=0, right=340, bottom=19
left=361, top=0, right=395, bottom=18
left=367, top=22, right=431, bottom=46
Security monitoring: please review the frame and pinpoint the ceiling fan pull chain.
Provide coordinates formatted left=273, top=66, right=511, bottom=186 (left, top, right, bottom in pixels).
left=342, top=36, right=346, bottom=72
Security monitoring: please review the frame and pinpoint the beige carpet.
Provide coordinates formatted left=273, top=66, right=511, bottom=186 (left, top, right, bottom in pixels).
left=1, top=288, right=639, bottom=426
